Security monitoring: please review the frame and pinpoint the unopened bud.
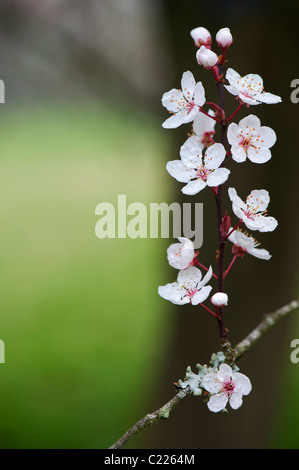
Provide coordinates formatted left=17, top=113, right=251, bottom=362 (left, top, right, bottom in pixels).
left=196, top=46, right=218, bottom=69
left=216, top=27, right=233, bottom=49
left=220, top=211, right=231, bottom=239
left=211, top=292, right=228, bottom=308
left=190, top=27, right=212, bottom=48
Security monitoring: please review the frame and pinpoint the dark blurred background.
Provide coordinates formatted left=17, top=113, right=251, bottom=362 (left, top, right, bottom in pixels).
left=0, top=0, right=298, bottom=449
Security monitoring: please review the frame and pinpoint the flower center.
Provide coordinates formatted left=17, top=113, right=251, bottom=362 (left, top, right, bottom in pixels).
left=240, top=135, right=254, bottom=151
left=222, top=379, right=235, bottom=396
left=186, top=288, right=198, bottom=298
left=186, top=100, right=195, bottom=114
left=196, top=166, right=211, bottom=182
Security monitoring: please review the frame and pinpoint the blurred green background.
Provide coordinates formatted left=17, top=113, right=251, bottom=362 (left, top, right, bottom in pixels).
left=0, top=0, right=298, bottom=449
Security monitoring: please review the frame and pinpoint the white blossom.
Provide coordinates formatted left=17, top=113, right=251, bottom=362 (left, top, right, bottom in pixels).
left=166, top=140, right=230, bottom=196
left=202, top=363, right=252, bottom=412
left=225, top=68, right=282, bottom=105
left=216, top=27, right=233, bottom=49
left=196, top=46, right=218, bottom=69
left=158, top=266, right=213, bottom=306
left=184, top=109, right=216, bottom=150
left=228, top=228, right=271, bottom=260
left=227, top=115, right=276, bottom=163
left=228, top=187, right=278, bottom=232
left=190, top=27, right=212, bottom=48
left=211, top=292, right=228, bottom=307
left=162, top=71, right=205, bottom=129
left=167, top=237, right=195, bottom=270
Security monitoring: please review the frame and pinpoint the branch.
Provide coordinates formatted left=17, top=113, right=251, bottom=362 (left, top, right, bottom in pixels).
left=109, top=299, right=299, bottom=449
left=109, top=387, right=191, bottom=449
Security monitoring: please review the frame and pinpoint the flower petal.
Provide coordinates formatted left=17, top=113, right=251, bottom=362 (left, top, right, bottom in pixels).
left=177, top=266, right=202, bottom=288
left=182, top=179, right=207, bottom=195
left=193, top=81, right=206, bottom=107
left=254, top=92, right=282, bottom=104
left=206, top=168, right=230, bottom=187
left=158, top=282, right=189, bottom=305
left=201, top=373, right=222, bottom=393
left=162, top=112, right=187, bottom=129
left=233, top=372, right=252, bottom=396
left=217, top=363, right=233, bottom=382
left=231, top=144, right=247, bottom=163
left=191, top=285, right=212, bottom=305
left=204, top=143, right=226, bottom=169
left=229, top=391, right=243, bottom=410
left=180, top=138, right=203, bottom=168
left=181, top=71, right=196, bottom=97
left=207, top=392, right=228, bottom=412
left=166, top=160, right=195, bottom=183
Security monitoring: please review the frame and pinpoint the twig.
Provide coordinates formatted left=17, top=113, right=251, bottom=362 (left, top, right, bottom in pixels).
left=109, top=388, right=191, bottom=449
left=108, top=299, right=299, bottom=449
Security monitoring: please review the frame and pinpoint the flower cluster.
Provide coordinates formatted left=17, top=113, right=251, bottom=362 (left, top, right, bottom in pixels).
left=158, top=25, right=281, bottom=412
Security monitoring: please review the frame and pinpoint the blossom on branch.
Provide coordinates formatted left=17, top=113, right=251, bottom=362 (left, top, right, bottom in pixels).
left=167, top=237, right=195, bottom=270
left=201, top=363, right=252, bottom=412
left=184, top=109, right=216, bottom=150
left=216, top=27, right=233, bottom=49
left=225, top=68, right=282, bottom=105
left=211, top=292, right=228, bottom=307
left=162, top=71, right=205, bottom=129
left=228, top=228, right=271, bottom=260
left=190, top=27, right=212, bottom=48
left=158, top=266, right=213, bottom=306
left=227, top=114, right=276, bottom=163
left=196, top=46, right=218, bottom=69
left=166, top=141, right=230, bottom=195
left=228, top=187, right=278, bottom=232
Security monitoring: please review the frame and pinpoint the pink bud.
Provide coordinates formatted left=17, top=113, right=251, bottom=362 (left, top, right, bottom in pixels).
left=196, top=46, right=218, bottom=69
left=190, top=27, right=212, bottom=48
left=216, top=27, right=233, bottom=49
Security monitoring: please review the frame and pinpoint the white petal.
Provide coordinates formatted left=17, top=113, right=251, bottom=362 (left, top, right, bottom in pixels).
left=181, top=71, right=196, bottom=97
left=259, top=126, right=277, bottom=148
left=246, top=189, right=270, bottom=210
left=207, top=393, right=228, bottom=412
left=180, top=139, right=203, bottom=168
left=162, top=112, right=186, bottom=129
left=224, top=84, right=239, bottom=96
left=247, top=146, right=271, bottom=164
left=167, top=239, right=195, bottom=269
left=258, top=216, right=278, bottom=232
left=158, top=282, right=189, bottom=305
left=177, top=266, right=202, bottom=289
left=204, top=143, right=226, bottom=169
left=227, top=122, right=240, bottom=146
left=254, top=92, right=282, bottom=104
left=193, top=81, right=206, bottom=107
left=217, top=363, right=233, bottom=382
left=226, top=68, right=241, bottom=87
left=182, top=179, right=207, bottom=195
left=191, top=285, right=212, bottom=305
left=197, top=265, right=213, bottom=288
left=229, top=391, right=243, bottom=410
left=193, top=109, right=216, bottom=138
left=231, top=145, right=247, bottom=163
left=248, top=247, right=271, bottom=260
left=239, top=93, right=260, bottom=106
left=201, top=373, right=222, bottom=393
left=238, top=114, right=261, bottom=129
left=206, top=168, right=230, bottom=187
left=166, top=160, right=194, bottom=183
left=232, top=372, right=252, bottom=395
left=162, top=89, right=184, bottom=112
